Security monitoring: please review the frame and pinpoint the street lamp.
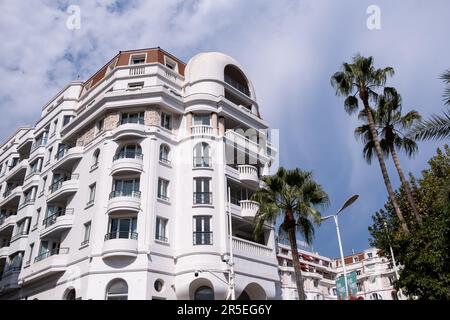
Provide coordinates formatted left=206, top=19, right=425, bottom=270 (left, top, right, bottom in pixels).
left=383, top=221, right=403, bottom=299
left=321, top=195, right=359, bottom=300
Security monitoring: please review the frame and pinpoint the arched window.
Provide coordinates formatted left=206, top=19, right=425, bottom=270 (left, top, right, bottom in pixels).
left=64, top=288, right=76, bottom=300
left=193, top=142, right=211, bottom=168
left=92, top=149, right=100, bottom=168
left=371, top=293, right=382, bottom=300
left=115, top=144, right=142, bottom=160
left=194, top=286, right=214, bottom=300
left=106, top=279, right=128, bottom=300
left=159, top=144, right=170, bottom=164
left=224, top=65, right=250, bottom=96
left=391, top=291, right=398, bottom=300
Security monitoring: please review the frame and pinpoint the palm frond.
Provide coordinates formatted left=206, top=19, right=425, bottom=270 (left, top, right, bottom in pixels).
left=410, top=110, right=450, bottom=141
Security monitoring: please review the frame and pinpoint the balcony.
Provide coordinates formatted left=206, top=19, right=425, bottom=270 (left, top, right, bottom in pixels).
left=20, top=247, right=70, bottom=283
left=0, top=214, right=16, bottom=234
left=47, top=174, right=79, bottom=202
left=225, top=130, right=270, bottom=161
left=23, top=170, right=41, bottom=188
left=191, top=125, right=214, bottom=136
left=111, top=153, right=144, bottom=175
left=112, top=120, right=146, bottom=140
left=16, top=200, right=36, bottom=221
left=107, top=190, right=141, bottom=214
left=40, top=209, right=74, bottom=238
left=0, top=267, right=21, bottom=293
left=0, top=245, right=9, bottom=259
left=193, top=192, right=212, bottom=206
left=232, top=237, right=274, bottom=260
left=238, top=165, right=259, bottom=186
left=9, top=232, right=29, bottom=254
left=6, top=159, right=28, bottom=181
left=0, top=186, right=23, bottom=208
left=102, top=232, right=138, bottom=259
left=53, top=146, right=83, bottom=171
left=239, top=200, right=260, bottom=220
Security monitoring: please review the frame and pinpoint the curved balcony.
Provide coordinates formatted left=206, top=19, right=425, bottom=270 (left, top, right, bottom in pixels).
left=191, top=125, right=214, bottom=136
left=47, top=174, right=79, bottom=202
left=0, top=186, right=23, bottom=208
left=238, top=165, right=259, bottom=186
left=111, top=153, right=144, bottom=175
left=0, top=267, right=21, bottom=293
left=0, top=215, right=16, bottom=234
left=0, top=245, right=9, bottom=259
left=16, top=200, right=35, bottom=221
left=23, top=171, right=41, bottom=189
left=102, top=232, right=138, bottom=259
left=239, top=200, right=260, bottom=220
left=107, top=190, right=141, bottom=215
left=6, top=160, right=28, bottom=182
left=8, top=232, right=29, bottom=254
left=40, top=209, right=74, bottom=238
left=21, top=247, right=70, bottom=283
left=232, top=237, right=273, bottom=260
left=53, top=146, right=83, bottom=171
left=112, top=121, right=146, bottom=140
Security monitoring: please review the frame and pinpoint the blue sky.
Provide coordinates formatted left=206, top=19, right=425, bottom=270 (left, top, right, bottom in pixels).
left=0, top=0, right=449, bottom=258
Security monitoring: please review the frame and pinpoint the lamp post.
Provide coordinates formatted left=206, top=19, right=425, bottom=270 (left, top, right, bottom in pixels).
left=383, top=221, right=403, bottom=299
left=321, top=195, right=359, bottom=300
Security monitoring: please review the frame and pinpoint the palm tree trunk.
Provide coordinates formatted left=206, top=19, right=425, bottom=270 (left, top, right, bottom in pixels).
left=287, top=220, right=307, bottom=300
left=389, top=145, right=423, bottom=225
left=361, top=92, right=410, bottom=234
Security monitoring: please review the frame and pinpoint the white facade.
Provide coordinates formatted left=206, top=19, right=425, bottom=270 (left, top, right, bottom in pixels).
left=0, top=48, right=279, bottom=300
left=277, top=241, right=405, bottom=300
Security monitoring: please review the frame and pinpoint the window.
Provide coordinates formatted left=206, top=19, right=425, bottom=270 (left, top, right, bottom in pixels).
left=87, top=183, right=96, bottom=206
left=52, top=119, right=58, bottom=135
left=41, top=176, right=47, bottom=195
left=157, top=178, right=169, bottom=201
left=313, top=279, right=319, bottom=288
left=367, top=252, right=373, bottom=258
left=82, top=222, right=91, bottom=246
left=107, top=218, right=137, bottom=240
left=356, top=270, right=361, bottom=276
left=332, top=288, right=337, bottom=296
left=357, top=282, right=363, bottom=292
left=193, top=142, right=211, bottom=167
left=91, top=149, right=100, bottom=170
left=388, top=276, right=394, bottom=286
left=354, top=256, right=359, bottom=262
left=391, top=291, right=398, bottom=300
left=130, top=54, right=146, bottom=65
left=371, top=293, right=382, bottom=300
left=9, top=157, right=19, bottom=169
left=193, top=216, right=212, bottom=245
left=64, top=289, right=76, bottom=300
left=155, top=217, right=168, bottom=242
left=111, top=179, right=140, bottom=198
left=120, top=112, right=144, bottom=125
left=160, top=112, right=171, bottom=130
left=193, top=114, right=210, bottom=126
left=27, top=243, right=34, bottom=264
left=47, top=147, right=53, bottom=164
left=164, top=56, right=177, bottom=71
left=63, top=115, right=72, bottom=126
left=96, top=118, right=104, bottom=133
left=127, top=82, right=144, bottom=90
left=106, top=279, right=128, bottom=300
left=193, top=178, right=211, bottom=204
left=159, top=144, right=170, bottom=164
left=33, top=208, right=41, bottom=229
left=154, top=279, right=164, bottom=292
left=115, top=144, right=142, bottom=160
left=194, top=286, right=214, bottom=300
left=30, top=158, right=42, bottom=174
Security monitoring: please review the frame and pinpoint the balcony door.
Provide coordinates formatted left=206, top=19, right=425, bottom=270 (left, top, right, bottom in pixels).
left=113, top=179, right=140, bottom=196
left=110, top=218, right=137, bottom=239
left=193, top=114, right=210, bottom=126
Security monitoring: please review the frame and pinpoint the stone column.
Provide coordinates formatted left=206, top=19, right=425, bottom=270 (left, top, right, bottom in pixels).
left=186, top=112, right=193, bottom=135
left=211, top=113, right=218, bottom=135
left=218, top=116, right=225, bottom=136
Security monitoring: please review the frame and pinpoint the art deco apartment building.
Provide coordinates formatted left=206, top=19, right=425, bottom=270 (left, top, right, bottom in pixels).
left=0, top=48, right=278, bottom=300
left=277, top=240, right=405, bottom=300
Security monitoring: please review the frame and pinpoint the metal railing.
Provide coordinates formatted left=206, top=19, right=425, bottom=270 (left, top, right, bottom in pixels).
left=80, top=239, right=89, bottom=247
left=3, top=185, right=21, bottom=198
left=155, top=235, right=168, bottom=243
left=224, top=75, right=250, bottom=96
left=48, top=174, right=79, bottom=193
left=193, top=192, right=212, bottom=205
left=34, top=247, right=69, bottom=263
left=193, top=231, right=213, bottom=245
left=104, top=231, right=138, bottom=240
left=42, top=208, right=74, bottom=228
left=0, top=213, right=17, bottom=226
left=117, top=118, right=145, bottom=126
left=159, top=157, right=171, bottom=165
left=112, top=152, right=143, bottom=161
left=109, top=190, right=141, bottom=199
left=193, top=157, right=211, bottom=168
left=157, top=193, right=170, bottom=201
left=0, top=267, right=21, bottom=279
left=31, top=138, right=48, bottom=152
left=55, top=148, right=68, bottom=160
left=18, top=198, right=36, bottom=210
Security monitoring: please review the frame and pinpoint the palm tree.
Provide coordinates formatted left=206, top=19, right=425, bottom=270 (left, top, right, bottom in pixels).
left=252, top=167, right=329, bottom=300
left=411, top=70, right=450, bottom=140
left=355, top=87, right=423, bottom=224
left=331, top=54, right=410, bottom=234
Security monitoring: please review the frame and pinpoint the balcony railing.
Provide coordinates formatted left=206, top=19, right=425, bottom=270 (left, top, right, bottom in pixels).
left=157, top=193, right=170, bottom=202
left=191, top=125, right=213, bottom=135
left=3, top=185, right=21, bottom=198
left=104, top=231, right=138, bottom=240
left=34, top=247, right=69, bottom=263
left=55, top=148, right=68, bottom=160
left=224, top=75, right=250, bottom=96
left=112, top=152, right=143, bottom=161
left=232, top=237, right=273, bottom=257
left=42, top=208, right=74, bottom=228
left=109, top=190, right=141, bottom=199
left=10, top=231, right=29, bottom=243
left=159, top=157, right=171, bottom=165
left=117, top=118, right=144, bottom=126
left=155, top=235, right=168, bottom=243
left=193, top=157, right=211, bottom=168
left=193, top=192, right=212, bottom=205
left=31, top=138, right=48, bottom=152
left=193, top=231, right=213, bottom=245
left=18, top=198, right=36, bottom=210
left=48, top=174, right=79, bottom=193
left=0, top=213, right=17, bottom=226
left=25, top=168, right=41, bottom=179
left=0, top=267, right=21, bottom=279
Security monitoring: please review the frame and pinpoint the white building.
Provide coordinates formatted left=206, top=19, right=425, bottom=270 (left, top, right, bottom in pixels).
left=0, top=48, right=279, bottom=300
left=277, top=240, right=405, bottom=300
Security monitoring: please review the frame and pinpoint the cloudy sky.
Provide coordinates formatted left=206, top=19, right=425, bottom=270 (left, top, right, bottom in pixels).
left=1, top=0, right=449, bottom=258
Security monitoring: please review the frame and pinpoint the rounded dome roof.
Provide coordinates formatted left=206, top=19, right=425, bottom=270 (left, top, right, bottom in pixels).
left=184, top=52, right=256, bottom=99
